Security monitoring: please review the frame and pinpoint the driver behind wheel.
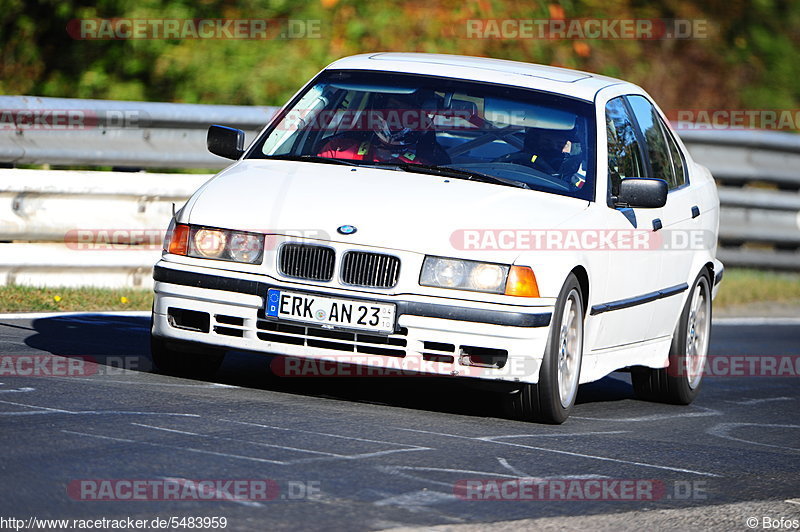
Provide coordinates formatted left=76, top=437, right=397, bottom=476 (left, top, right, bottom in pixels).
left=317, top=92, right=450, bottom=166
left=517, top=128, right=586, bottom=189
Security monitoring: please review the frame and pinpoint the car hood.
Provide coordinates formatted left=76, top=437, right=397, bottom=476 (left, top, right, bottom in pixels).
left=184, top=159, right=589, bottom=260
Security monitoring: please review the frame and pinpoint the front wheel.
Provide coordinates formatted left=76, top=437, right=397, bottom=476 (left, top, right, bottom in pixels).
left=504, top=273, right=584, bottom=424
left=631, top=271, right=712, bottom=404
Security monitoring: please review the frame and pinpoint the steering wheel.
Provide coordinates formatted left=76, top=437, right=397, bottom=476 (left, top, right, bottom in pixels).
left=494, top=151, right=529, bottom=164
left=494, top=151, right=560, bottom=174
left=558, top=153, right=583, bottom=177
left=495, top=151, right=586, bottom=189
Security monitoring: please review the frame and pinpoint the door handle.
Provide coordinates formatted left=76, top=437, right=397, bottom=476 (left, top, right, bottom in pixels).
left=652, top=218, right=663, bottom=231
left=691, top=205, right=700, bottom=218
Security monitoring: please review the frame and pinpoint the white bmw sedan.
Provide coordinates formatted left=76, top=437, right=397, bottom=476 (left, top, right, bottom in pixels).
left=151, top=53, right=723, bottom=423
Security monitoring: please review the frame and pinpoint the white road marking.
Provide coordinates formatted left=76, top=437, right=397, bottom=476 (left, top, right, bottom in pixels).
left=160, top=477, right=263, bottom=508
left=61, top=430, right=287, bottom=465
left=131, top=422, right=344, bottom=457
left=221, top=419, right=430, bottom=450
left=48, top=377, right=239, bottom=388
left=488, top=431, right=630, bottom=439
left=373, top=489, right=459, bottom=511
left=707, top=423, right=800, bottom=452
left=379, top=464, right=611, bottom=495
left=0, top=387, right=35, bottom=393
left=64, top=419, right=431, bottom=466
left=0, top=400, right=70, bottom=413
left=497, top=457, right=530, bottom=478
left=0, top=411, right=72, bottom=416
left=494, top=457, right=610, bottom=481
left=572, top=406, right=721, bottom=422
left=0, top=399, right=199, bottom=417
left=293, top=447, right=432, bottom=463
left=378, top=465, right=522, bottom=490
left=397, top=427, right=721, bottom=477
left=786, top=499, right=800, bottom=506
left=725, top=397, right=794, bottom=406
left=131, top=423, right=201, bottom=436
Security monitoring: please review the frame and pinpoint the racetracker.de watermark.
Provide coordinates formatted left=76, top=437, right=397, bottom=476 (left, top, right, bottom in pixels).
left=667, top=109, right=800, bottom=131
left=670, top=355, right=800, bottom=378
left=453, top=478, right=708, bottom=501
left=0, top=355, right=149, bottom=377
left=269, top=356, right=538, bottom=379
left=67, top=479, right=321, bottom=501
left=67, top=18, right=322, bottom=40
left=459, top=18, right=710, bottom=40
left=450, top=229, right=715, bottom=252
left=64, top=228, right=331, bottom=250
left=0, top=109, right=146, bottom=130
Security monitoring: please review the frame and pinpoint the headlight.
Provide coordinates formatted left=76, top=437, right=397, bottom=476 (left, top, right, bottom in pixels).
left=192, top=228, right=227, bottom=258
left=228, top=232, right=264, bottom=263
left=164, top=223, right=263, bottom=265
left=429, top=258, right=467, bottom=287
left=420, top=256, right=509, bottom=294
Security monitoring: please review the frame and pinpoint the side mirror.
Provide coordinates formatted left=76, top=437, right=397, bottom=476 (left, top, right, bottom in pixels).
left=614, top=178, right=667, bottom=209
left=207, top=125, right=245, bottom=160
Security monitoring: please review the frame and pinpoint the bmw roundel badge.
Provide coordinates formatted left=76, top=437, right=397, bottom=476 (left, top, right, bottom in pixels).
left=337, top=225, right=357, bottom=235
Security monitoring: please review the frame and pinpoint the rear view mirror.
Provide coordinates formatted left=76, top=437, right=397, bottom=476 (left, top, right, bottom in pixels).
left=614, top=178, right=667, bottom=209
left=207, top=125, right=245, bottom=160
left=483, top=97, right=576, bottom=130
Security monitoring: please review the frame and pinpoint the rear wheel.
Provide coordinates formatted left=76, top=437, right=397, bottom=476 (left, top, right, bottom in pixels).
left=504, top=273, right=584, bottom=424
left=150, top=334, right=225, bottom=379
left=632, top=271, right=711, bottom=404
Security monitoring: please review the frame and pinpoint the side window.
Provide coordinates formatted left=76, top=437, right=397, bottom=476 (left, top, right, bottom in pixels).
left=605, top=97, right=644, bottom=197
left=627, top=95, right=686, bottom=189
left=664, top=122, right=687, bottom=188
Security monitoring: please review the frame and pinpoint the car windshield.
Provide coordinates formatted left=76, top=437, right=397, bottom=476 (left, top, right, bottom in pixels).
left=249, top=70, right=596, bottom=200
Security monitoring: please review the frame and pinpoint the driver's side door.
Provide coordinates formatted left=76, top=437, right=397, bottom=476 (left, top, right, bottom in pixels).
left=591, top=96, right=667, bottom=350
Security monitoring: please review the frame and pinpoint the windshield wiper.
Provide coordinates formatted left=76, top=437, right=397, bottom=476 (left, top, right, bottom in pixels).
left=390, top=163, right=530, bottom=190
left=264, top=154, right=360, bottom=166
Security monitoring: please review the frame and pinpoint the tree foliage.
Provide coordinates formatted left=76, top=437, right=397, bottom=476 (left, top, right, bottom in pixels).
left=1, top=0, right=798, bottom=114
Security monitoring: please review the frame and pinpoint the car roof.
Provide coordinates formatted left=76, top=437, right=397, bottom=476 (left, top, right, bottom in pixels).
left=324, top=53, right=631, bottom=102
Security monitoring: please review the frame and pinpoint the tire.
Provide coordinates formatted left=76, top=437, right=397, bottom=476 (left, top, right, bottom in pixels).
left=631, top=271, right=712, bottom=404
left=504, top=273, right=584, bottom=424
left=150, top=334, right=225, bottom=379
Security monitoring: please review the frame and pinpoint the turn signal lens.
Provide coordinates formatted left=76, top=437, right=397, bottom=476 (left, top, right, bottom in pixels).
left=505, top=266, right=540, bottom=297
left=167, top=223, right=190, bottom=256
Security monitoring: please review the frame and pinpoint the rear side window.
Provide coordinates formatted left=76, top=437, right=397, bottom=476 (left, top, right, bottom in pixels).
left=664, top=121, right=687, bottom=188
left=605, top=97, right=644, bottom=196
left=627, top=95, right=686, bottom=189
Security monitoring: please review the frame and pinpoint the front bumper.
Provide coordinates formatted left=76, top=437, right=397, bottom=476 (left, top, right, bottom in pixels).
left=152, top=261, right=554, bottom=383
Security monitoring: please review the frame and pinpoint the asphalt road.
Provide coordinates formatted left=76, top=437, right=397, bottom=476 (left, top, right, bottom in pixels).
left=0, top=312, right=798, bottom=531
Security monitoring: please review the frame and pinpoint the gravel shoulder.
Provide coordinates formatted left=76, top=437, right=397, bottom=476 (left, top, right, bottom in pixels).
left=715, top=300, right=800, bottom=318
left=385, top=499, right=800, bottom=532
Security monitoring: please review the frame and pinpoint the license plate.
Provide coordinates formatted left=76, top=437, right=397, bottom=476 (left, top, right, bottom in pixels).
left=265, top=289, right=396, bottom=333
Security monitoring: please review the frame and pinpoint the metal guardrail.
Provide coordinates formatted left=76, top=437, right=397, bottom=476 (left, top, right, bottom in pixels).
left=676, top=129, right=800, bottom=270
left=0, top=95, right=274, bottom=169
left=0, top=96, right=798, bottom=287
left=0, top=169, right=212, bottom=288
